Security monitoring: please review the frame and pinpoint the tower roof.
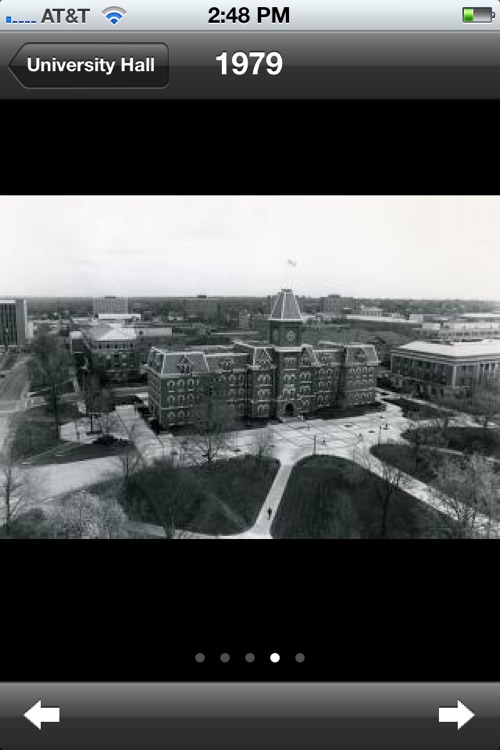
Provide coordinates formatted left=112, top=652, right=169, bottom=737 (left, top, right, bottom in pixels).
left=269, top=289, right=302, bottom=322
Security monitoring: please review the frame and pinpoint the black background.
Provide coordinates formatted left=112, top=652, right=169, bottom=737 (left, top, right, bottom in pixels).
left=2, top=99, right=492, bottom=683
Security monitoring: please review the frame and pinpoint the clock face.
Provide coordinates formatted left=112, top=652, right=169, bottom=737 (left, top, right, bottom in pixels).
left=286, top=330, right=297, bottom=343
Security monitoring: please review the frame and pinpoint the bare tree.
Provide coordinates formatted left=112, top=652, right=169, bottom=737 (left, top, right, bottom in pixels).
left=49, top=490, right=129, bottom=539
left=251, top=428, right=274, bottom=463
left=97, top=388, right=115, bottom=437
left=113, top=423, right=143, bottom=509
left=139, top=456, right=195, bottom=538
left=356, top=444, right=407, bottom=539
left=432, top=453, right=500, bottom=539
left=29, top=329, right=74, bottom=436
left=0, top=443, right=37, bottom=536
left=404, top=422, right=430, bottom=472
left=462, top=380, right=500, bottom=430
left=188, top=375, right=237, bottom=466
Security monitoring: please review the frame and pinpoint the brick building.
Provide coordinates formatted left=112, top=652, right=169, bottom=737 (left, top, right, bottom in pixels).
left=146, top=289, right=379, bottom=428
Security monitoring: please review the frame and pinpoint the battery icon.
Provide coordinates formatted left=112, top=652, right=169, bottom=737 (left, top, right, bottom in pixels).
left=463, top=7, right=495, bottom=22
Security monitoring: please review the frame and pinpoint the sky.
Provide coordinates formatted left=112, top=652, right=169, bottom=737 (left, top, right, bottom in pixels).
left=0, top=195, right=498, bottom=300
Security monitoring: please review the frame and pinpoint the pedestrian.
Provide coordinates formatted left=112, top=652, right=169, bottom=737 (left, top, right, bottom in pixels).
left=267, top=508, right=272, bottom=520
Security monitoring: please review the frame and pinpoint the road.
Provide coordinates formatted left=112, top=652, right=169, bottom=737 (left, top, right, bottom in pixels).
left=0, top=358, right=29, bottom=413
left=0, top=356, right=29, bottom=454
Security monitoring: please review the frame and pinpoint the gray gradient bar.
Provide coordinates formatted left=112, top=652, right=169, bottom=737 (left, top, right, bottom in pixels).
left=1, top=682, right=500, bottom=717
left=0, top=0, right=498, bottom=31
left=2, top=31, right=500, bottom=98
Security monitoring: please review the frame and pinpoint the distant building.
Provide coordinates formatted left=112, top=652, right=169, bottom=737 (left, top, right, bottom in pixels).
left=93, top=296, right=128, bottom=316
left=359, top=305, right=383, bottom=317
left=146, top=288, right=379, bottom=428
left=391, top=339, right=500, bottom=397
left=97, top=313, right=141, bottom=323
left=238, top=311, right=251, bottom=330
left=183, top=296, right=222, bottom=323
left=0, top=299, right=28, bottom=348
left=420, top=321, right=500, bottom=341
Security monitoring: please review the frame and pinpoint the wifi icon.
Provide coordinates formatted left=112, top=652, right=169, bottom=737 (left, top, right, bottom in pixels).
left=102, top=6, right=126, bottom=24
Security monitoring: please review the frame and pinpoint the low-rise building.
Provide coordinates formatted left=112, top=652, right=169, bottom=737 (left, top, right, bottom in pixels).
left=77, top=322, right=173, bottom=382
left=420, top=320, right=500, bottom=341
left=391, top=339, right=500, bottom=397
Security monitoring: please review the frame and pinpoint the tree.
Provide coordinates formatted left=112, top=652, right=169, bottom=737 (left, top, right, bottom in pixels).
left=251, top=428, right=274, bottom=463
left=113, top=424, right=143, bottom=510
left=98, top=388, right=115, bottom=437
left=188, top=375, right=237, bottom=466
left=405, top=422, right=430, bottom=472
left=432, top=453, right=500, bottom=539
left=140, top=456, right=195, bottom=538
left=463, top=380, right=500, bottom=430
left=356, top=444, right=407, bottom=539
left=0, top=442, right=37, bottom=536
left=29, top=329, right=73, bottom=436
left=49, top=490, right=129, bottom=539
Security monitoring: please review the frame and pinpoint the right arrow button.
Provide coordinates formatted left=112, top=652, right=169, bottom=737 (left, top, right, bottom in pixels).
left=439, top=699, right=475, bottom=730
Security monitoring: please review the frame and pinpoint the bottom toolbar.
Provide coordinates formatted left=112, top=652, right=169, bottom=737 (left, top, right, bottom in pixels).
left=2, top=31, right=500, bottom=98
left=0, top=683, right=499, bottom=749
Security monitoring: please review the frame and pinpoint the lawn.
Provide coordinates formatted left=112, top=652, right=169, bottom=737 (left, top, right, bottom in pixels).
left=383, top=397, right=450, bottom=421
left=120, top=455, right=280, bottom=535
left=271, top=455, right=455, bottom=539
left=401, top=426, right=500, bottom=459
left=371, top=443, right=439, bottom=484
left=27, top=439, right=133, bottom=466
left=11, top=403, right=78, bottom=459
left=315, top=402, right=386, bottom=420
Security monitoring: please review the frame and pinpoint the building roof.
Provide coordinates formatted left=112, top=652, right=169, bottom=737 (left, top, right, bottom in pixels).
left=269, top=289, right=302, bottom=322
left=134, top=327, right=172, bottom=338
left=84, top=324, right=137, bottom=342
left=98, top=313, right=141, bottom=321
left=396, top=339, right=500, bottom=359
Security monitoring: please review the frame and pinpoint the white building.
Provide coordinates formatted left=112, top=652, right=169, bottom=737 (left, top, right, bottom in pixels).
left=93, top=296, right=129, bottom=316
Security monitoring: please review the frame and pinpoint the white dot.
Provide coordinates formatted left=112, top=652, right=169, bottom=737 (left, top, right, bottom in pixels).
left=270, top=653, right=280, bottom=663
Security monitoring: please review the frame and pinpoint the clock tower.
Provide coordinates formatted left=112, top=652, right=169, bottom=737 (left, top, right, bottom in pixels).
left=268, top=289, right=303, bottom=348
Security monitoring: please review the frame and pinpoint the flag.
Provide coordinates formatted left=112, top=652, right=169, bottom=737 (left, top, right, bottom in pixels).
left=287, top=259, right=297, bottom=267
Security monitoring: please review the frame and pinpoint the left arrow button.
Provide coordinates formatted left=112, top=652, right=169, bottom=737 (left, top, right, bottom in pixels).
left=24, top=700, right=60, bottom=730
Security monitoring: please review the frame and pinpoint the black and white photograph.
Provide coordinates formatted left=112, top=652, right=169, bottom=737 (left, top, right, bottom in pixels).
left=1, top=194, right=500, bottom=539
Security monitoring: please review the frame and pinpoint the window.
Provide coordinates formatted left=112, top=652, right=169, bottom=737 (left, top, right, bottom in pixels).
left=178, top=380, right=184, bottom=390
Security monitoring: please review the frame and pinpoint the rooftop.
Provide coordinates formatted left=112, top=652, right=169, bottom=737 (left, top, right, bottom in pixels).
left=269, top=289, right=302, bottom=322
left=397, top=339, right=500, bottom=358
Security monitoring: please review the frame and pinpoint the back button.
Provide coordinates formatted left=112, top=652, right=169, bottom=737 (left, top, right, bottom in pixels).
left=9, top=43, right=169, bottom=88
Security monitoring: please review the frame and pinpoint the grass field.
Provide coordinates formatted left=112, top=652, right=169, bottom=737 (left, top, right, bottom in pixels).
left=401, top=426, right=500, bottom=458
left=383, top=397, right=450, bottom=420
left=120, top=455, right=280, bottom=535
left=10, top=403, right=78, bottom=459
left=271, top=455, right=455, bottom=539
